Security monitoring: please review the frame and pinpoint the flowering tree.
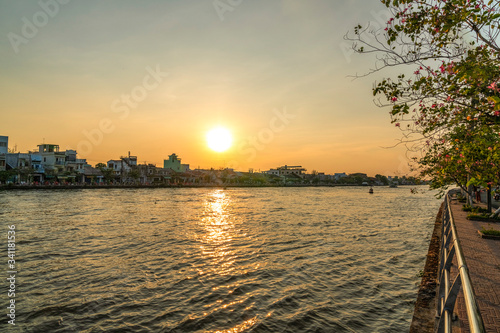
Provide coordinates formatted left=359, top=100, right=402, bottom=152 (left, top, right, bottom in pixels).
left=348, top=0, right=500, bottom=200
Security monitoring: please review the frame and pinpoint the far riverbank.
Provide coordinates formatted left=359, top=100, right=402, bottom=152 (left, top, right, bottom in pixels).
left=0, top=183, right=404, bottom=190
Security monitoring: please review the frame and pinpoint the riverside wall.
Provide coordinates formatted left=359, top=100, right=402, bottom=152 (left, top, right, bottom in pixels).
left=409, top=202, right=443, bottom=333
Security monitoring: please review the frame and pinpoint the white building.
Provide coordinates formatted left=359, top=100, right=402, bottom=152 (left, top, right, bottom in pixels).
left=107, top=152, right=138, bottom=179
left=65, top=150, right=88, bottom=175
left=38, top=144, right=66, bottom=175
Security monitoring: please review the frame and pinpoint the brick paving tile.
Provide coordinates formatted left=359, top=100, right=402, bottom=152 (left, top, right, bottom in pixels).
left=447, top=199, right=500, bottom=333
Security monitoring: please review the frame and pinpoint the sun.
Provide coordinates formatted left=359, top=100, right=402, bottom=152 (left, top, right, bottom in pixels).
left=206, top=127, right=232, bottom=152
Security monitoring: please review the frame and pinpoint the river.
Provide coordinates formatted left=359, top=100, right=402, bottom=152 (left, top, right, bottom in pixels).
left=1, top=186, right=441, bottom=332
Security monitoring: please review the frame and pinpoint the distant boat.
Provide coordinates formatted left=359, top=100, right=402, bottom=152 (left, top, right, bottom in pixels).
left=369, top=187, right=374, bottom=194
left=389, top=184, right=398, bottom=188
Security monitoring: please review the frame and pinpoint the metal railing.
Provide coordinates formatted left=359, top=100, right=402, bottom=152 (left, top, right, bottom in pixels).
left=436, top=193, right=486, bottom=333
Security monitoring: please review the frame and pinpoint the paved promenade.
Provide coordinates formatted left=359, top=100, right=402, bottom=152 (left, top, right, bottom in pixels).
left=449, top=197, right=500, bottom=332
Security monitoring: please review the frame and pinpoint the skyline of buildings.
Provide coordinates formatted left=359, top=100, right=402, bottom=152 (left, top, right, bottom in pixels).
left=0, top=135, right=416, bottom=186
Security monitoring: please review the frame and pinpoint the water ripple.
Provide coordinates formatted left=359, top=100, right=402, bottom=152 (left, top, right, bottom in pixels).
left=1, top=186, right=441, bottom=332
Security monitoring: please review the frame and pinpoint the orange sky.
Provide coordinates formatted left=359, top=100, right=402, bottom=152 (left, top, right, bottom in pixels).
left=0, top=1, right=412, bottom=176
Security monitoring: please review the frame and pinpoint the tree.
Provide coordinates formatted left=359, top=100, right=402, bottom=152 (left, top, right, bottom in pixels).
left=0, top=170, right=16, bottom=184
left=348, top=0, right=500, bottom=199
left=128, top=169, right=140, bottom=184
left=375, top=174, right=389, bottom=185
left=95, top=163, right=114, bottom=184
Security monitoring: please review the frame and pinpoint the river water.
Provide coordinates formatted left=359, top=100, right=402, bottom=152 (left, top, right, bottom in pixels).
left=1, top=186, right=441, bottom=332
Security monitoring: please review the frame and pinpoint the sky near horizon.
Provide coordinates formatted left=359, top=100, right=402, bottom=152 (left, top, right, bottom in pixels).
left=0, top=0, right=411, bottom=176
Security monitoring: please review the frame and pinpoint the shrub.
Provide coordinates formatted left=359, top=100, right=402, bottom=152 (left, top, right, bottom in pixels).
left=467, top=212, right=500, bottom=221
left=462, top=205, right=490, bottom=214
left=481, top=227, right=500, bottom=237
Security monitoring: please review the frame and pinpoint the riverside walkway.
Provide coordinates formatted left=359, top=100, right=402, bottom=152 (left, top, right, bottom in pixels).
left=449, top=197, right=500, bottom=332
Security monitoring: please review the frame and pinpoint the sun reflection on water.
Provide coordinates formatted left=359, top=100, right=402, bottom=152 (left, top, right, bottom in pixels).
left=198, top=190, right=237, bottom=276
left=211, top=316, right=258, bottom=333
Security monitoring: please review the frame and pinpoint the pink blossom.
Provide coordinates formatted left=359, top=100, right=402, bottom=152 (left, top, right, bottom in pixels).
left=447, top=63, right=455, bottom=74
left=488, top=81, right=499, bottom=92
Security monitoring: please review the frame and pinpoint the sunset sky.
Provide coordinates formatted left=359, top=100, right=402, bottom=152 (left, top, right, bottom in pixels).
left=0, top=0, right=411, bottom=176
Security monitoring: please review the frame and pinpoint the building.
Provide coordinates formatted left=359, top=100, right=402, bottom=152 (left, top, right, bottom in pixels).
left=65, top=150, right=88, bottom=175
left=316, top=172, right=334, bottom=182
left=0, top=136, right=7, bottom=171
left=334, top=173, right=348, bottom=181
left=0, top=136, right=7, bottom=155
left=37, top=144, right=66, bottom=176
left=264, top=165, right=306, bottom=178
left=136, top=163, right=175, bottom=184
left=30, top=154, right=44, bottom=182
left=82, top=165, right=104, bottom=184
left=107, top=152, right=138, bottom=182
left=0, top=139, right=90, bottom=183
left=163, top=153, right=189, bottom=173
left=6, top=153, right=30, bottom=170
left=5, top=153, right=30, bottom=183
